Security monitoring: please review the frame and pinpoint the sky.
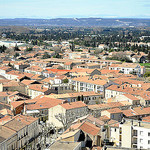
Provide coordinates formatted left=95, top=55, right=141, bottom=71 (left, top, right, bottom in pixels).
left=0, top=0, right=150, bottom=19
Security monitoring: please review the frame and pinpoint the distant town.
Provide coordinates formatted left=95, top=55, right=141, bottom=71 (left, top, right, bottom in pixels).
left=0, top=26, right=150, bottom=150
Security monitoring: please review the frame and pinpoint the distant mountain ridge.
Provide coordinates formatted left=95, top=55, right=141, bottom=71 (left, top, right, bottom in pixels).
left=0, top=18, right=150, bottom=27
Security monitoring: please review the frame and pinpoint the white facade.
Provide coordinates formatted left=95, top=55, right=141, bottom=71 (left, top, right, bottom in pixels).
left=133, top=124, right=150, bottom=149
left=72, top=80, right=104, bottom=93
left=105, top=89, right=124, bottom=99
left=0, top=41, right=24, bottom=48
left=109, top=65, right=143, bottom=75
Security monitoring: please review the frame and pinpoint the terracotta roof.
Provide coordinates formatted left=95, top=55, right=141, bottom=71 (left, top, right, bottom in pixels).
left=110, top=63, right=140, bottom=68
left=27, top=97, right=63, bottom=110
left=142, top=116, right=150, bottom=122
left=0, top=92, right=13, bottom=97
left=0, top=109, right=13, bottom=116
left=122, top=109, right=138, bottom=117
left=0, top=116, right=12, bottom=125
left=98, top=115, right=110, bottom=121
left=107, top=119, right=119, bottom=127
left=72, top=76, right=107, bottom=85
left=64, top=62, right=73, bottom=65
left=122, top=107, right=150, bottom=117
left=21, top=80, right=39, bottom=85
left=79, top=121, right=100, bottom=136
left=46, top=91, right=100, bottom=99
left=106, top=108, right=122, bottom=114
left=3, top=80, right=24, bottom=87
left=0, top=126, right=16, bottom=140
left=86, top=115, right=104, bottom=126
left=28, top=84, right=48, bottom=92
left=61, top=101, right=87, bottom=110
left=46, top=68, right=70, bottom=73
left=11, top=101, right=24, bottom=108
left=4, top=115, right=38, bottom=131
left=123, top=94, right=140, bottom=101
left=88, top=102, right=124, bottom=110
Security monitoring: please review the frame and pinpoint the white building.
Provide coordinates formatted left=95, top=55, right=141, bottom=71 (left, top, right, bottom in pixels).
left=118, top=120, right=150, bottom=149
left=109, top=63, right=145, bottom=76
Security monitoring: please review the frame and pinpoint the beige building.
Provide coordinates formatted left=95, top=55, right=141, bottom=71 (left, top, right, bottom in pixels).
left=101, top=108, right=123, bottom=122
left=3, top=115, right=39, bottom=149
left=0, top=126, right=17, bottom=150
left=109, top=94, right=140, bottom=106
left=48, top=101, right=87, bottom=129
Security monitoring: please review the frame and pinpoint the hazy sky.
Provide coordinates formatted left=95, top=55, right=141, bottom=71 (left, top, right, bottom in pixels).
left=0, top=0, right=150, bottom=18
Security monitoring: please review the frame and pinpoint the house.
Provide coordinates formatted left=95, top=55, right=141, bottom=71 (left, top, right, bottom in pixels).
left=27, top=84, right=51, bottom=99
left=0, top=92, right=13, bottom=103
left=106, top=120, right=120, bottom=147
left=11, top=101, right=24, bottom=115
left=0, top=66, right=12, bottom=77
left=46, top=91, right=102, bottom=104
left=26, top=96, right=63, bottom=121
left=0, top=126, right=17, bottom=150
left=79, top=121, right=101, bottom=147
left=48, top=101, right=88, bottom=129
left=75, top=63, right=101, bottom=69
left=122, top=107, right=150, bottom=120
left=8, top=91, right=30, bottom=103
left=64, top=61, right=74, bottom=70
left=101, top=108, right=123, bottom=122
left=3, top=115, right=39, bottom=149
left=109, top=94, right=140, bottom=106
left=119, top=119, right=150, bottom=149
left=51, top=117, right=103, bottom=149
left=0, top=80, right=26, bottom=94
left=88, top=102, right=130, bottom=118
left=71, top=76, right=107, bottom=95
left=12, top=61, right=30, bottom=72
left=131, top=55, right=147, bottom=63
left=109, top=63, right=145, bottom=76
left=24, top=66, right=43, bottom=75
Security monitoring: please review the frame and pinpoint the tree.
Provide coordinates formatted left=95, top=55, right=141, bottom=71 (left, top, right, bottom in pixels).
left=55, top=112, right=76, bottom=130
left=0, top=45, right=7, bottom=53
left=39, top=123, right=55, bottom=149
left=63, top=78, right=69, bottom=83
left=144, top=71, right=150, bottom=77
left=77, top=96, right=81, bottom=101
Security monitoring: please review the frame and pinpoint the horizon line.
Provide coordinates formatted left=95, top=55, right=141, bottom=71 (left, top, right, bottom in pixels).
left=0, top=17, right=150, bottom=20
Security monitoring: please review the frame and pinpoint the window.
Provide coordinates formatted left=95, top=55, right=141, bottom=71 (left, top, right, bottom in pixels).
left=148, top=132, right=150, bottom=136
left=115, top=128, right=116, bottom=132
left=112, top=114, right=114, bottom=119
left=140, top=139, right=143, bottom=143
left=140, top=146, right=143, bottom=149
left=140, top=131, right=143, bottom=136
left=148, top=140, right=150, bottom=144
